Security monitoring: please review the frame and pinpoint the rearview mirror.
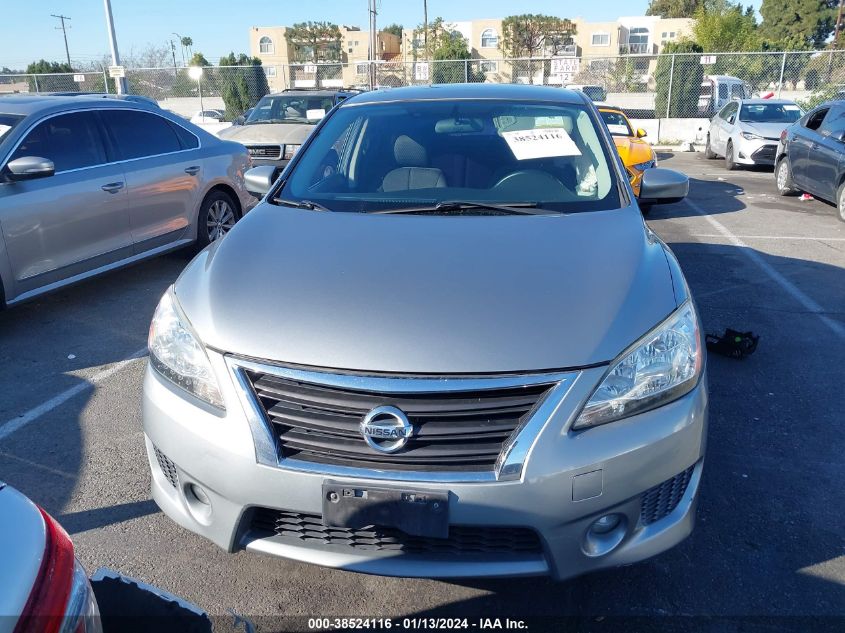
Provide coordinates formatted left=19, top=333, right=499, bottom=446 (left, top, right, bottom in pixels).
left=244, top=166, right=278, bottom=198
left=6, top=156, right=55, bottom=181
left=639, top=168, right=689, bottom=205
left=636, top=128, right=647, bottom=138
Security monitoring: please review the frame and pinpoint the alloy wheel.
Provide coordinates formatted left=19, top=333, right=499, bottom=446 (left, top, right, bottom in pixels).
left=776, top=161, right=788, bottom=191
left=206, top=199, right=236, bottom=242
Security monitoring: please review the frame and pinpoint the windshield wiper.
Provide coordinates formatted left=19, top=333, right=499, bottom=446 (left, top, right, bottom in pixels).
left=371, top=201, right=551, bottom=216
left=273, top=198, right=330, bottom=211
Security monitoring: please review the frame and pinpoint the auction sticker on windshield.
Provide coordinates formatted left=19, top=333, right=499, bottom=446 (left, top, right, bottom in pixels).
left=501, top=127, right=582, bottom=160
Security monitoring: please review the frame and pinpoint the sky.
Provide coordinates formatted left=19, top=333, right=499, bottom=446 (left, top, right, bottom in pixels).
left=1, top=0, right=764, bottom=71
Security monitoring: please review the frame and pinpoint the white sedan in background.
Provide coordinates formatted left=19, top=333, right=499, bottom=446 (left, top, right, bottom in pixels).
left=190, top=109, right=225, bottom=125
left=705, top=98, right=803, bottom=170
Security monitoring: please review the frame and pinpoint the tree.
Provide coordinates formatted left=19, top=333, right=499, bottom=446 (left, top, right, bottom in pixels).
left=646, top=0, right=705, bottom=17
left=189, top=52, right=211, bottom=67
left=218, top=52, right=269, bottom=120
left=654, top=41, right=704, bottom=117
left=413, top=17, right=458, bottom=60
left=499, top=14, right=577, bottom=84
left=431, top=31, right=484, bottom=83
left=760, top=0, right=837, bottom=49
left=25, top=59, right=76, bottom=92
left=383, top=23, right=403, bottom=38
left=692, top=0, right=761, bottom=52
left=286, top=21, right=342, bottom=62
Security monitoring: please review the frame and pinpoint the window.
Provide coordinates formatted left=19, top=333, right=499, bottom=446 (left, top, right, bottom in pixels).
left=481, top=28, right=498, bottom=48
left=10, top=112, right=105, bottom=172
left=718, top=84, right=728, bottom=100
left=591, top=33, right=610, bottom=46
left=480, top=60, right=498, bottom=73
left=101, top=110, right=183, bottom=160
left=626, top=27, right=649, bottom=54
left=719, top=102, right=738, bottom=123
left=661, top=32, right=667, bottom=38
left=804, top=107, right=830, bottom=131
left=259, top=36, right=274, bottom=54
left=246, top=95, right=335, bottom=125
left=599, top=110, right=633, bottom=136
left=819, top=106, right=845, bottom=136
left=168, top=121, right=199, bottom=149
left=279, top=100, right=620, bottom=214
left=739, top=103, right=802, bottom=124
left=266, top=66, right=277, bottom=77
left=0, top=113, right=24, bottom=143
left=730, top=84, right=744, bottom=99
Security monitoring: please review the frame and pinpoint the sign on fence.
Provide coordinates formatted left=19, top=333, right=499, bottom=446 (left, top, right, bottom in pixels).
left=414, top=62, right=429, bottom=81
left=303, top=64, right=318, bottom=75
left=700, top=55, right=717, bottom=65
left=73, top=74, right=86, bottom=83
left=108, top=66, right=125, bottom=78
left=550, top=57, right=580, bottom=84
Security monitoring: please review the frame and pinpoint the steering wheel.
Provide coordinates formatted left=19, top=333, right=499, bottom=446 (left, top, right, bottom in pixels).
left=492, top=169, right=567, bottom=194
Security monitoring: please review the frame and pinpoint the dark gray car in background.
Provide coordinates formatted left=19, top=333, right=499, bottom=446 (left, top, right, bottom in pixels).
left=144, top=84, right=706, bottom=581
left=0, top=95, right=255, bottom=307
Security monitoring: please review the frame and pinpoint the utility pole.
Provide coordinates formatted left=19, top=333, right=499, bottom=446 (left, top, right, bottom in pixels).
left=51, top=14, right=72, bottom=67
left=102, top=0, right=127, bottom=94
left=173, top=32, right=186, bottom=65
left=368, top=0, right=378, bottom=89
left=423, top=0, right=428, bottom=58
left=835, top=0, right=844, bottom=47
left=170, top=40, right=178, bottom=77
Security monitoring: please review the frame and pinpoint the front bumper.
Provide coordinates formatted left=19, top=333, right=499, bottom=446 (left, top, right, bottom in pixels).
left=734, top=136, right=778, bottom=165
left=142, top=353, right=708, bottom=581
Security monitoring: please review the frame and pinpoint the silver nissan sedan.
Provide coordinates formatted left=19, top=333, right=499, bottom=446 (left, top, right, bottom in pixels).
left=143, top=84, right=707, bottom=581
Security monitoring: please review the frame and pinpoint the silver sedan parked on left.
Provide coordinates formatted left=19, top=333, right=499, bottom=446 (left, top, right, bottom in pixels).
left=0, top=95, right=254, bottom=307
left=705, top=98, right=803, bottom=170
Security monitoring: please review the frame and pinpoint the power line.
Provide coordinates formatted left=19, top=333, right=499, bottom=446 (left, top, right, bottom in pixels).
left=51, top=14, right=72, bottom=67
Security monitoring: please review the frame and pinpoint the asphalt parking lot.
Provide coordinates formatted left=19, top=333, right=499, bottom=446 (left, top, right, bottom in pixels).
left=0, top=151, right=843, bottom=630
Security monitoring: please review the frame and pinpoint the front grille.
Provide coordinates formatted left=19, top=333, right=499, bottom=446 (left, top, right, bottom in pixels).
left=246, top=145, right=281, bottom=159
left=153, top=446, right=178, bottom=489
left=751, top=145, right=776, bottom=161
left=250, top=508, right=542, bottom=556
left=640, top=466, right=694, bottom=525
left=244, top=371, right=553, bottom=472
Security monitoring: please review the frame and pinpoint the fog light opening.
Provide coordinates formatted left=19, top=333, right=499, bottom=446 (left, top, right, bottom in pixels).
left=582, top=513, right=627, bottom=557
left=184, top=483, right=213, bottom=525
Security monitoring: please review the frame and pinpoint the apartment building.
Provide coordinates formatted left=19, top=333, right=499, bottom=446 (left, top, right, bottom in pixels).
left=249, top=25, right=400, bottom=90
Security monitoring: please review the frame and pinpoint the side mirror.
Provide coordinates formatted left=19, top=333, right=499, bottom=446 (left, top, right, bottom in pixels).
left=244, top=165, right=277, bottom=198
left=833, top=129, right=845, bottom=143
left=6, top=156, right=55, bottom=181
left=639, top=168, right=689, bottom=205
left=636, top=128, right=647, bottom=138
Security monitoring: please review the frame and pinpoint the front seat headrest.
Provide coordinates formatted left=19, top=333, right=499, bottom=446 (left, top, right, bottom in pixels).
left=393, top=135, right=428, bottom=167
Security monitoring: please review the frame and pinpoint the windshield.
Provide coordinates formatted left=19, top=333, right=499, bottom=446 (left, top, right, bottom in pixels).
left=739, top=103, right=802, bottom=124
left=246, top=94, right=335, bottom=124
left=599, top=110, right=634, bottom=137
left=277, top=99, right=621, bottom=214
left=0, top=113, right=24, bottom=143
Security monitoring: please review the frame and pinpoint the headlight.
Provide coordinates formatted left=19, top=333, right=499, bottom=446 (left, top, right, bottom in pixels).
left=631, top=159, right=656, bottom=172
left=148, top=287, right=224, bottom=409
left=283, top=144, right=300, bottom=160
left=740, top=131, right=763, bottom=140
left=573, top=301, right=702, bottom=430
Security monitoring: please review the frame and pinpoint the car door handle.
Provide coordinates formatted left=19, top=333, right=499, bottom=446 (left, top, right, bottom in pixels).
left=101, top=182, right=124, bottom=193
left=184, top=166, right=201, bottom=176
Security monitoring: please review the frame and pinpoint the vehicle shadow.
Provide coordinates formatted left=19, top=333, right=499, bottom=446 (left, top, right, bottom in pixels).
left=0, top=250, right=191, bottom=525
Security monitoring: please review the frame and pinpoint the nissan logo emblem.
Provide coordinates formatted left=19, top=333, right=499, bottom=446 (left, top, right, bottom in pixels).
left=360, top=406, right=413, bottom=454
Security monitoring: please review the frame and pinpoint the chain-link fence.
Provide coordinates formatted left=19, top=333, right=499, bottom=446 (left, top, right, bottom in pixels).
left=5, top=50, right=844, bottom=122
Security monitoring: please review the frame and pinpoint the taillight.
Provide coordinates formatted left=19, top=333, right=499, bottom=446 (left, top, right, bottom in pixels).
left=14, top=507, right=75, bottom=633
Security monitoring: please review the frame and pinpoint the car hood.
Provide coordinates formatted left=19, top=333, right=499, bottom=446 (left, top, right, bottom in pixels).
left=217, top=122, right=314, bottom=145
left=740, top=121, right=791, bottom=139
left=612, top=136, right=655, bottom=167
left=175, top=205, right=678, bottom=374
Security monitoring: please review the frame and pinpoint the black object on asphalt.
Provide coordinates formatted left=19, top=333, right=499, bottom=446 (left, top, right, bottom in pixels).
left=705, top=329, right=759, bottom=359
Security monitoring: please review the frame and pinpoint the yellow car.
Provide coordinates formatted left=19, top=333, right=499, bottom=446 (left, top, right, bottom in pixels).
left=598, top=106, right=657, bottom=197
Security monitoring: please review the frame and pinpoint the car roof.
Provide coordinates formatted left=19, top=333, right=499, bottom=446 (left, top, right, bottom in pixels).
left=342, top=83, right=587, bottom=106
left=0, top=94, right=159, bottom=117
left=270, top=89, right=357, bottom=97
left=736, top=98, right=797, bottom=105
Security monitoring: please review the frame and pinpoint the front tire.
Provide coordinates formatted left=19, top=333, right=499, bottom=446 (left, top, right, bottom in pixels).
left=775, top=157, right=798, bottom=196
left=837, top=182, right=845, bottom=223
left=704, top=135, right=717, bottom=159
left=725, top=141, right=738, bottom=170
left=197, top=190, right=238, bottom=248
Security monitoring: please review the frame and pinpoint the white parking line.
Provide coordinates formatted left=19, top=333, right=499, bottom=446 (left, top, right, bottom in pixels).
left=692, top=234, right=845, bottom=241
left=684, top=199, right=845, bottom=339
left=0, top=348, right=148, bottom=443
